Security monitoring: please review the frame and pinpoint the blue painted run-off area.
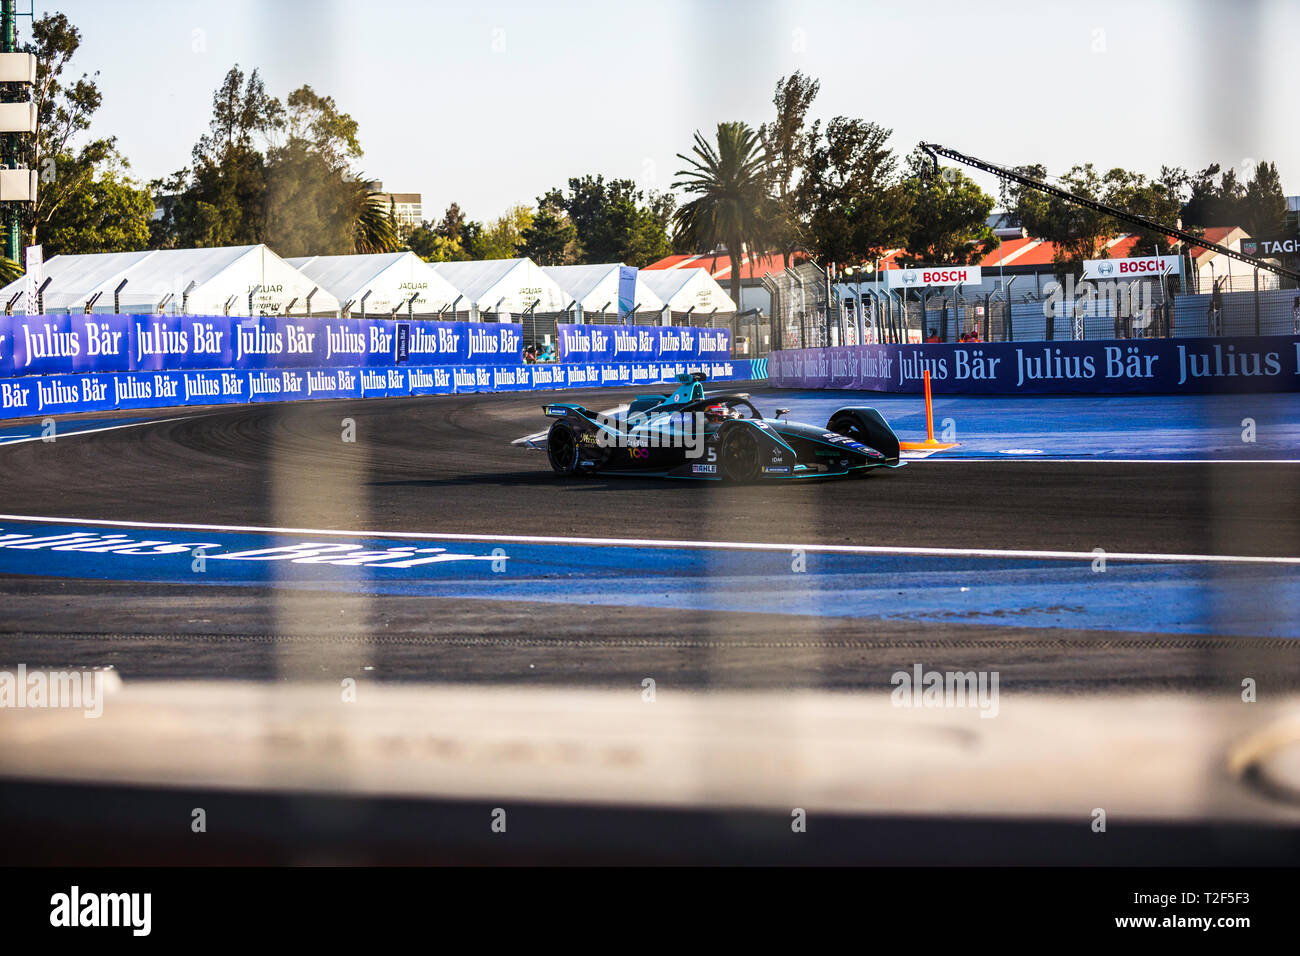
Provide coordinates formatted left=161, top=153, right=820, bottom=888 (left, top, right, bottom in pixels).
left=0, top=520, right=1295, bottom=638
left=0, top=417, right=153, bottom=444
left=753, top=390, right=1300, bottom=460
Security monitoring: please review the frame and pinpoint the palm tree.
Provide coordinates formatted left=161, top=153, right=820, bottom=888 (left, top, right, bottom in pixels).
left=350, top=182, right=400, bottom=254
left=673, top=122, right=773, bottom=312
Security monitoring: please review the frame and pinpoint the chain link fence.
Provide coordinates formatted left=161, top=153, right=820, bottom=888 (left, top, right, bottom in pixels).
left=767, top=271, right=1298, bottom=348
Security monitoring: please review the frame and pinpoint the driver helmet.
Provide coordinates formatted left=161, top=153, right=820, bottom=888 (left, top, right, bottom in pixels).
left=703, top=403, right=737, bottom=423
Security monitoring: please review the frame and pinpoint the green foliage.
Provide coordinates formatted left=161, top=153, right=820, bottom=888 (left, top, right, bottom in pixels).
left=22, top=12, right=122, bottom=249
left=351, top=187, right=400, bottom=255
left=673, top=122, right=773, bottom=303
left=156, top=66, right=400, bottom=256
left=897, top=152, right=996, bottom=267
left=759, top=72, right=820, bottom=260
left=1100, top=166, right=1185, bottom=255
left=1002, top=163, right=1114, bottom=275
left=1178, top=160, right=1287, bottom=238
left=556, top=175, right=672, bottom=266
left=521, top=188, right=578, bottom=265
left=1242, top=161, right=1287, bottom=237
left=796, top=117, right=906, bottom=264
left=470, top=204, right=533, bottom=260
left=406, top=203, right=478, bottom=261
left=40, top=161, right=152, bottom=256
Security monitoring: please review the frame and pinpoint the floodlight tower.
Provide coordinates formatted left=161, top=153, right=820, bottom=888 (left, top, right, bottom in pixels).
left=0, top=0, right=37, bottom=265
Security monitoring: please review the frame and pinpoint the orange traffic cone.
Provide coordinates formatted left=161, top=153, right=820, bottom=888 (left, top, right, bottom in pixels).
left=899, top=369, right=959, bottom=451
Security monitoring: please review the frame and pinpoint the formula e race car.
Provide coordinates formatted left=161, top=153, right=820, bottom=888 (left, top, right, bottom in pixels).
left=533, top=373, right=903, bottom=481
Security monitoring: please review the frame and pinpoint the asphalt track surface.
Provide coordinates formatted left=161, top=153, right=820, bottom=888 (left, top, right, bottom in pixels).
left=1, top=385, right=1298, bottom=692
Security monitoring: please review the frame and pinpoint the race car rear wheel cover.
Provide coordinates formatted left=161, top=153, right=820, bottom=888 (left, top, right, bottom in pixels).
left=828, top=413, right=864, bottom=442
left=720, top=425, right=761, bottom=482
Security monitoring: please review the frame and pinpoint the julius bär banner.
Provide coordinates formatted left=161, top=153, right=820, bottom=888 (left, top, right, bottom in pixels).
left=0, top=315, right=734, bottom=376
left=0, top=315, right=527, bottom=376
left=769, top=336, right=1300, bottom=395
left=556, top=323, right=731, bottom=363
left=0, top=360, right=759, bottom=419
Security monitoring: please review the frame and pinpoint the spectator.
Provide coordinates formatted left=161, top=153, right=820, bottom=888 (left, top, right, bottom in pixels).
left=925, top=328, right=940, bottom=343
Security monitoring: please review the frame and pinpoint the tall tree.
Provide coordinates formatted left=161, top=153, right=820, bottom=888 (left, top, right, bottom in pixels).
left=40, top=160, right=152, bottom=256
left=263, top=84, right=396, bottom=256
left=672, top=122, right=773, bottom=308
left=350, top=185, right=400, bottom=255
left=521, top=188, right=578, bottom=265
left=405, top=203, right=477, bottom=261
left=759, top=72, right=820, bottom=263
left=897, top=150, right=995, bottom=266
left=161, top=66, right=281, bottom=248
left=796, top=117, right=904, bottom=264
left=21, top=13, right=117, bottom=248
left=470, top=204, right=532, bottom=260
left=1002, top=162, right=1114, bottom=275
left=1101, top=166, right=1185, bottom=255
left=1241, top=161, right=1287, bottom=238
left=557, top=175, right=672, bottom=265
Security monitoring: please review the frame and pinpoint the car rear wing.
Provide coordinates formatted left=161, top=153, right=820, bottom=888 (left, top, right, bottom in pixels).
left=542, top=403, right=597, bottom=419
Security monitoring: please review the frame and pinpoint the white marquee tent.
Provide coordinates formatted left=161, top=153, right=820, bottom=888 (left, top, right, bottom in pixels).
left=541, top=264, right=665, bottom=322
left=0, top=245, right=341, bottom=316
left=287, top=252, right=463, bottom=317
left=638, top=268, right=736, bottom=319
left=430, top=258, right=569, bottom=318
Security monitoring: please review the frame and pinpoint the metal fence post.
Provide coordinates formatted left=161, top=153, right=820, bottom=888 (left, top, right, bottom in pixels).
left=1004, top=277, right=1018, bottom=342
left=1254, top=268, right=1260, bottom=336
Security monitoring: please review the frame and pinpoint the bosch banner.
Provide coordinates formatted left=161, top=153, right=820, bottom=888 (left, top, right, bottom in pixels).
left=885, top=266, right=982, bottom=289
left=0, top=359, right=759, bottom=420
left=1081, top=255, right=1181, bottom=280
left=556, top=323, right=731, bottom=363
left=769, top=336, right=1300, bottom=395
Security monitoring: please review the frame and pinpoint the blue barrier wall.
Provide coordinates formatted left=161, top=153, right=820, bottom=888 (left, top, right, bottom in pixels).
left=0, top=314, right=526, bottom=375
left=0, top=359, right=761, bottom=420
left=557, top=323, right=731, bottom=363
left=0, top=313, right=763, bottom=419
left=769, top=335, right=1300, bottom=395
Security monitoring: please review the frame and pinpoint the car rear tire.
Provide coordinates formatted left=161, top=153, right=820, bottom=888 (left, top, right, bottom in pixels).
left=720, top=424, right=762, bottom=483
left=547, top=421, right=582, bottom=476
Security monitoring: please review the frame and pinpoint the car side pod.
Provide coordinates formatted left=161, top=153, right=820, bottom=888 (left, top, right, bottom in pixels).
left=897, top=368, right=959, bottom=453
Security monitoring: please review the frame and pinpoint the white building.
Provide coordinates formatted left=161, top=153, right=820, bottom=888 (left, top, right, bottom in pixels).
left=430, top=258, right=569, bottom=319
left=0, top=245, right=341, bottom=316
left=287, top=252, right=462, bottom=317
left=638, top=267, right=737, bottom=324
left=541, top=264, right=665, bottom=322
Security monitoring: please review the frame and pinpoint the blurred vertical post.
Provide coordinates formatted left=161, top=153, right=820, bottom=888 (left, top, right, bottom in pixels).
left=1, top=0, right=20, bottom=264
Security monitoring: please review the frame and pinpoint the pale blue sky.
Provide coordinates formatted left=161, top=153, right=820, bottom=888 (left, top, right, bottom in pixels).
left=43, top=0, right=1300, bottom=223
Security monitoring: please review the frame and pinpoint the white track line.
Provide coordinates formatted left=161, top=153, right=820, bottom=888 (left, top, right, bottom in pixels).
left=0, top=417, right=189, bottom=447
left=0, top=514, right=1295, bottom=565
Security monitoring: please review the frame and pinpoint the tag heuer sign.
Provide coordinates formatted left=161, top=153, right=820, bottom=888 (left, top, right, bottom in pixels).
left=1242, top=237, right=1300, bottom=257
